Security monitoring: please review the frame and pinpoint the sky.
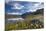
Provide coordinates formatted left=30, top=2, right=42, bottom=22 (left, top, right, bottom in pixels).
left=5, top=1, right=44, bottom=15
left=5, top=0, right=44, bottom=3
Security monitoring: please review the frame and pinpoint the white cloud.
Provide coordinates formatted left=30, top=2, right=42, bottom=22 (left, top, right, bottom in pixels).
left=5, top=0, right=44, bottom=3
left=7, top=12, right=22, bottom=15
left=27, top=9, right=37, bottom=12
left=34, top=3, right=39, bottom=7
left=11, top=3, right=24, bottom=10
left=8, top=18, right=24, bottom=21
left=16, top=0, right=44, bottom=2
left=27, top=2, right=44, bottom=12
left=5, top=0, right=11, bottom=3
left=5, top=0, right=44, bottom=14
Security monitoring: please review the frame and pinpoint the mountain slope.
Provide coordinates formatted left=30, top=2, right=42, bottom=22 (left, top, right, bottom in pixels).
left=21, top=8, right=44, bottom=18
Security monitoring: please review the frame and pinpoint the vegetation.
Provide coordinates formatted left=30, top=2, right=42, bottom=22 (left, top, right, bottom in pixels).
left=5, top=15, right=44, bottom=31
left=5, top=8, right=44, bottom=31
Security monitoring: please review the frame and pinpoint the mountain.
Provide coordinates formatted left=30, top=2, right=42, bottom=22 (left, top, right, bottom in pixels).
left=5, top=14, right=22, bottom=19
left=32, top=8, right=44, bottom=15
left=21, top=8, right=44, bottom=18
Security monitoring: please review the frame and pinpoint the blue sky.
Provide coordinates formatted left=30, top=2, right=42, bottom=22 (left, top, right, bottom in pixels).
left=5, top=1, right=44, bottom=15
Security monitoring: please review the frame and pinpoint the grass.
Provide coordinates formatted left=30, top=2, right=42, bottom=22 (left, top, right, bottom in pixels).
left=5, top=14, right=44, bottom=31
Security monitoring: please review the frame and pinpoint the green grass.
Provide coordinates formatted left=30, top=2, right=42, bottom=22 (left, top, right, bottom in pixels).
left=5, top=15, right=44, bottom=31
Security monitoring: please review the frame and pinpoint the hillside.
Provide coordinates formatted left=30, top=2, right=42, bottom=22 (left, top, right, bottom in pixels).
left=21, top=8, right=44, bottom=18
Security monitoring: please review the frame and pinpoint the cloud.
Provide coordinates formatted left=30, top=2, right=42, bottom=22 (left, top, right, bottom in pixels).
left=5, top=1, right=44, bottom=15
left=5, top=0, right=44, bottom=3
left=8, top=18, right=24, bottom=21
left=5, top=0, right=10, bottom=3
left=11, top=3, right=24, bottom=10
left=27, top=2, right=44, bottom=12
left=7, top=12, right=22, bottom=15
